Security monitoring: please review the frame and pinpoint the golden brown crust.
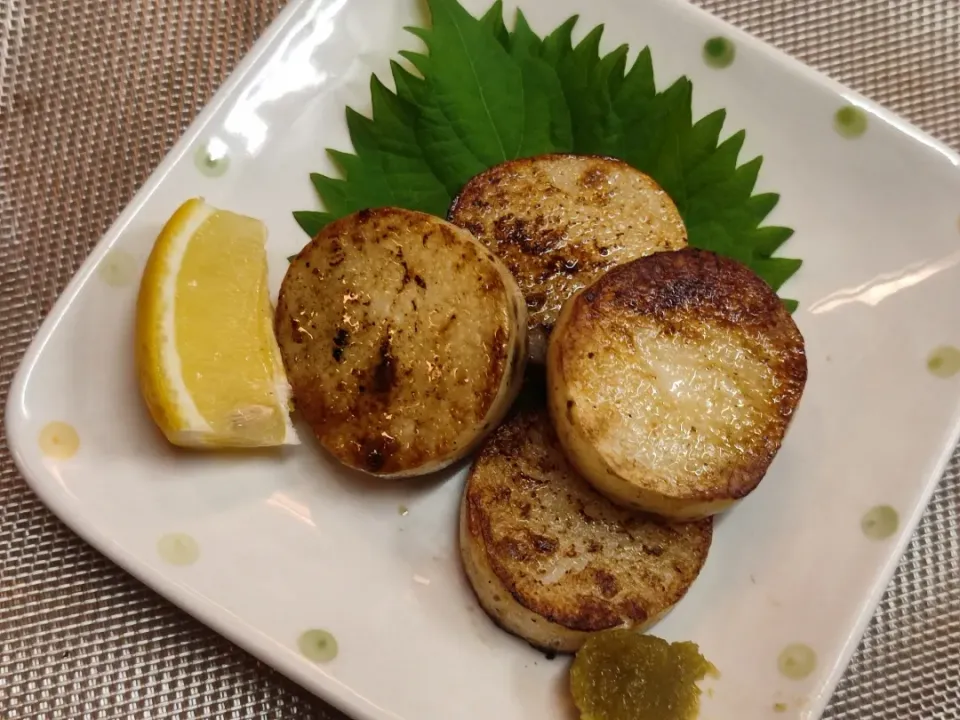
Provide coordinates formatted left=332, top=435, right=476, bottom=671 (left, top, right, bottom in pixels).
left=461, top=408, right=712, bottom=650
left=449, top=154, right=687, bottom=363
left=548, top=248, right=807, bottom=518
left=276, top=208, right=527, bottom=477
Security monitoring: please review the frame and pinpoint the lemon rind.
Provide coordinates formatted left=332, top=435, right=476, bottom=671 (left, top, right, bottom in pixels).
left=160, top=200, right=217, bottom=436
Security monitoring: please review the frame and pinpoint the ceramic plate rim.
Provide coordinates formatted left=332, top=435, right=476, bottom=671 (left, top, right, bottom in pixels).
left=7, top=0, right=960, bottom=718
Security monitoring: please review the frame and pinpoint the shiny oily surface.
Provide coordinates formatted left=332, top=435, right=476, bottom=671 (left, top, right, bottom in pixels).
left=577, top=319, right=779, bottom=483
left=460, top=408, right=712, bottom=649
left=449, top=154, right=687, bottom=363
left=275, top=208, right=526, bottom=475
left=550, top=249, right=807, bottom=514
left=570, top=629, right=716, bottom=720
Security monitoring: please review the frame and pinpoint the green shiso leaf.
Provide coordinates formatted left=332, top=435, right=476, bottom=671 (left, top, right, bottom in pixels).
left=410, top=0, right=526, bottom=165
left=297, top=0, right=801, bottom=306
left=292, top=211, right=333, bottom=238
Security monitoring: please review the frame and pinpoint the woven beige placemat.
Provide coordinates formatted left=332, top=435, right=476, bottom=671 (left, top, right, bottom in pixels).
left=1, top=1, right=957, bottom=718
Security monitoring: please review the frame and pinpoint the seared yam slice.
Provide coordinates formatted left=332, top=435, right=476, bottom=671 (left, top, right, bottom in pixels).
left=548, top=248, right=807, bottom=520
left=276, top=208, right=528, bottom=477
left=449, top=154, right=687, bottom=363
left=460, top=408, right=713, bottom=653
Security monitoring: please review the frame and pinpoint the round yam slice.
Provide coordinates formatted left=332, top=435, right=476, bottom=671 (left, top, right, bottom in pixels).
left=460, top=408, right=713, bottom=653
left=276, top=208, right=528, bottom=477
left=449, top=154, right=687, bottom=363
left=547, top=248, right=807, bottom=520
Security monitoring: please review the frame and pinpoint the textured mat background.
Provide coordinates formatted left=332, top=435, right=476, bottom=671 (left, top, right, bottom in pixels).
left=1, top=0, right=957, bottom=717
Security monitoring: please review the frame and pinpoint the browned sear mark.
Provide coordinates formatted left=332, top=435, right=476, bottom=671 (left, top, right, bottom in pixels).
left=332, top=327, right=349, bottom=363
left=530, top=533, right=559, bottom=555
left=593, top=569, right=620, bottom=599
left=361, top=433, right=397, bottom=472
left=372, top=338, right=396, bottom=393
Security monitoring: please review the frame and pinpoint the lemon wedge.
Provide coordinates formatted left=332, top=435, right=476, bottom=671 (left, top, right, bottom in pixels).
left=135, top=198, right=298, bottom=448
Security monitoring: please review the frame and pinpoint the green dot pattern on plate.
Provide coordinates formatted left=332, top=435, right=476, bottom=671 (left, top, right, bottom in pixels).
left=39, top=421, right=80, bottom=460
left=98, top=250, right=138, bottom=287
left=833, top=105, right=868, bottom=139
left=195, top=139, right=230, bottom=177
left=773, top=703, right=788, bottom=713
left=777, top=644, right=816, bottom=680
left=157, top=533, right=200, bottom=566
left=861, top=505, right=899, bottom=540
left=927, top=345, right=960, bottom=379
left=298, top=629, right=338, bottom=663
left=703, top=36, right=735, bottom=68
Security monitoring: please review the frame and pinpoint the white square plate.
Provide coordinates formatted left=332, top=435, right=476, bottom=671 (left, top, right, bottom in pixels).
left=7, top=0, right=960, bottom=718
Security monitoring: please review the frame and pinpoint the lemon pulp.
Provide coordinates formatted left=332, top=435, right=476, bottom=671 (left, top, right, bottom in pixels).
left=136, top=197, right=297, bottom=448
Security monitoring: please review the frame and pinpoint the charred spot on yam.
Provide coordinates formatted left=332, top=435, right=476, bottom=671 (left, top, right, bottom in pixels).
left=449, top=154, right=687, bottom=364
left=547, top=248, right=807, bottom=519
left=277, top=208, right=528, bottom=477
left=459, top=408, right=712, bottom=653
